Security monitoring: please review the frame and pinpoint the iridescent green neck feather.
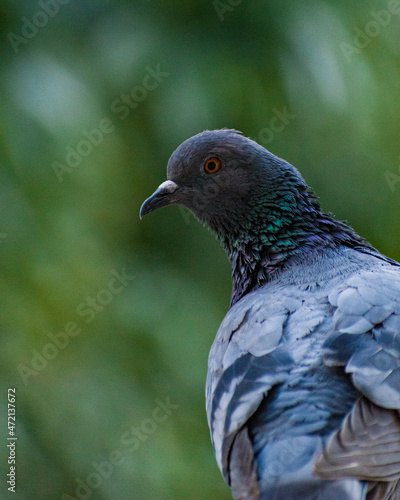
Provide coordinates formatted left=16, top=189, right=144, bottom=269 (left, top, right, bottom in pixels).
left=207, top=179, right=370, bottom=306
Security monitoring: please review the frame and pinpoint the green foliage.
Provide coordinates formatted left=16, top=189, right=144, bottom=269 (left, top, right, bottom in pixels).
left=1, top=1, right=400, bottom=498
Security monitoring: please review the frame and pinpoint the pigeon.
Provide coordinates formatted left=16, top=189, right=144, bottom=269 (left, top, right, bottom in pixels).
left=140, top=129, right=400, bottom=500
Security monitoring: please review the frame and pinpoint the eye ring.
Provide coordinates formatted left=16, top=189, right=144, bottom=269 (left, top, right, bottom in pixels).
left=204, top=157, right=221, bottom=174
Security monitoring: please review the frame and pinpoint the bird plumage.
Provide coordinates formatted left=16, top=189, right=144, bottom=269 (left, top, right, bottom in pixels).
left=140, top=129, right=400, bottom=499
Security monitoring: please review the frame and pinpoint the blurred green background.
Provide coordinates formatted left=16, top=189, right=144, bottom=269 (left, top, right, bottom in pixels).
left=1, top=1, right=400, bottom=498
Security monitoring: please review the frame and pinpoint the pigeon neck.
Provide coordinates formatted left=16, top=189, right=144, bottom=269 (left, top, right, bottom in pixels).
left=219, top=199, right=368, bottom=307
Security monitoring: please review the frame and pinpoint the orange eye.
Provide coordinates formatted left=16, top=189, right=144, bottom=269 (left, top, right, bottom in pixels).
left=204, top=157, right=221, bottom=174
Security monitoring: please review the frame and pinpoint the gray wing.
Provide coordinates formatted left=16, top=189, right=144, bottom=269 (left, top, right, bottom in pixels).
left=316, top=267, right=400, bottom=485
left=206, top=289, right=326, bottom=486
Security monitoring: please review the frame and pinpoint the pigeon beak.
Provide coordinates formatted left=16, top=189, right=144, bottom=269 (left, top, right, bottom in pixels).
left=140, top=180, right=179, bottom=219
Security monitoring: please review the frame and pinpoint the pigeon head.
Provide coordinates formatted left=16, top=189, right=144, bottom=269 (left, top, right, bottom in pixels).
left=140, top=129, right=310, bottom=237
left=140, top=129, right=368, bottom=304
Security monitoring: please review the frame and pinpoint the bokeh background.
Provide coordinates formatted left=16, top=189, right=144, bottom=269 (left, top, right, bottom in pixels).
left=1, top=1, right=400, bottom=498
